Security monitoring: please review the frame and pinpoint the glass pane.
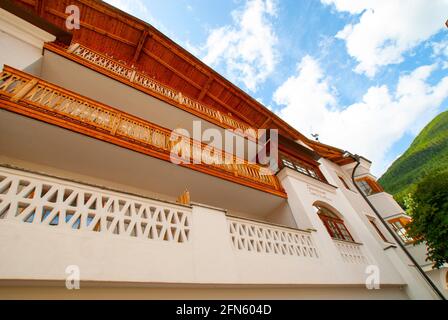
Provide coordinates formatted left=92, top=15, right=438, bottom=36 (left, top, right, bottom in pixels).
left=295, top=164, right=308, bottom=175
left=308, top=169, right=318, bottom=178
left=282, top=159, right=295, bottom=169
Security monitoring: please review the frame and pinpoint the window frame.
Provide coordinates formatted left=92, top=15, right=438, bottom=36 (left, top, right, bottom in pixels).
left=357, top=179, right=374, bottom=196
left=316, top=205, right=355, bottom=242
left=356, top=177, right=383, bottom=196
left=389, top=219, right=413, bottom=243
left=280, top=154, right=326, bottom=182
left=368, top=217, right=388, bottom=242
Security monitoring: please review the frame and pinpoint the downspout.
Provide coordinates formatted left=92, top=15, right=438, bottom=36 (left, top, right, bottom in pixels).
left=347, top=153, right=445, bottom=300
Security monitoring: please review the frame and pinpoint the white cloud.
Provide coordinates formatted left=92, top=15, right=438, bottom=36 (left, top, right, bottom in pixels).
left=430, top=39, right=448, bottom=69
left=201, top=0, right=279, bottom=92
left=431, top=40, right=448, bottom=58
left=105, top=0, right=149, bottom=19
left=322, top=0, right=448, bottom=77
left=105, top=0, right=168, bottom=35
left=274, top=56, right=448, bottom=175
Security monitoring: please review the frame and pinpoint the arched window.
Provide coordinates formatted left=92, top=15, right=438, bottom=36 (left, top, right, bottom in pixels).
left=314, top=204, right=354, bottom=242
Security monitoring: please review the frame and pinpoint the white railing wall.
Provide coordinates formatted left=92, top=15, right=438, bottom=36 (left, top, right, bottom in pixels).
left=228, top=216, right=318, bottom=258
left=0, top=166, right=406, bottom=287
left=0, top=167, right=191, bottom=243
left=333, top=239, right=368, bottom=264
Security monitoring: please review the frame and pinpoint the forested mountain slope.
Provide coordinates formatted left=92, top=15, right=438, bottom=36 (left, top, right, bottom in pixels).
left=379, top=111, right=448, bottom=202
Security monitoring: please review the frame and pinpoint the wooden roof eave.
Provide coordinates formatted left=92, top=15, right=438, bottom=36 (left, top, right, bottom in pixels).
left=11, top=0, right=355, bottom=166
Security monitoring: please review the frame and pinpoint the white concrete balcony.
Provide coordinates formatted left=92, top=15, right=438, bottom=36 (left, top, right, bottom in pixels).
left=367, top=192, right=405, bottom=219
left=406, top=243, right=430, bottom=268
left=0, top=166, right=397, bottom=288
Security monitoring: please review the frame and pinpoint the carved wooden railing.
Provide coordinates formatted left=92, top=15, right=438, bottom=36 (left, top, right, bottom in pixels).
left=53, top=43, right=256, bottom=138
left=0, top=66, right=285, bottom=197
left=0, top=166, right=192, bottom=243
left=227, top=216, right=319, bottom=258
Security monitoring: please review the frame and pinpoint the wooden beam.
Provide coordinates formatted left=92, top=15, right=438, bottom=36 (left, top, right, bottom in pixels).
left=205, top=92, right=254, bottom=125
left=131, top=30, right=148, bottom=65
left=197, top=76, right=213, bottom=101
left=47, top=8, right=136, bottom=47
left=259, top=117, right=272, bottom=129
left=35, top=0, right=45, bottom=16
left=142, top=47, right=202, bottom=90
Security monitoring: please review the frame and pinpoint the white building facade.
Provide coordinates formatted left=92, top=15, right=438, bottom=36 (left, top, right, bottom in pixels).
left=0, top=1, right=446, bottom=299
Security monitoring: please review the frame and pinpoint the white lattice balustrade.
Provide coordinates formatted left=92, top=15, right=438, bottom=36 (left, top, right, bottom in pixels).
left=333, top=240, right=368, bottom=264
left=228, top=217, right=319, bottom=258
left=0, top=167, right=191, bottom=243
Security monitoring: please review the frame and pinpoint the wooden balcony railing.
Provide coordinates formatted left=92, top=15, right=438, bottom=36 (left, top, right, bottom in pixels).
left=44, top=43, right=256, bottom=139
left=0, top=66, right=286, bottom=197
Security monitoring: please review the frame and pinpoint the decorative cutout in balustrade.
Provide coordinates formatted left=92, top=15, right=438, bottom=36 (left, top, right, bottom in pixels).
left=65, top=43, right=255, bottom=137
left=0, top=167, right=191, bottom=243
left=333, top=240, right=368, bottom=264
left=228, top=217, right=319, bottom=258
left=0, top=66, right=285, bottom=197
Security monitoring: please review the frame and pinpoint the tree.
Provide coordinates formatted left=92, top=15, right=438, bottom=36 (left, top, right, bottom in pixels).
left=405, top=171, right=448, bottom=268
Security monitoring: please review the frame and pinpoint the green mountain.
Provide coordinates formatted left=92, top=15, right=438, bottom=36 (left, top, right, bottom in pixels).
left=379, top=110, right=448, bottom=203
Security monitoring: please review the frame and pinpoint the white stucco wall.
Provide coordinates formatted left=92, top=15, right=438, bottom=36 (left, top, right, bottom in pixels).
left=368, top=192, right=406, bottom=219
left=277, top=162, right=439, bottom=300
left=0, top=166, right=410, bottom=299
left=0, top=8, right=55, bottom=71
left=0, top=6, right=442, bottom=300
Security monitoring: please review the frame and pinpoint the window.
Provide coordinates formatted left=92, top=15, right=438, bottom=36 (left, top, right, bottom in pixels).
left=294, top=162, right=309, bottom=175
left=315, top=205, right=354, bottom=242
left=280, top=155, right=325, bottom=182
left=357, top=179, right=373, bottom=196
left=338, top=176, right=350, bottom=190
left=308, top=168, right=319, bottom=179
left=356, top=177, right=383, bottom=196
left=368, top=217, right=388, bottom=242
left=390, top=219, right=413, bottom=243
left=281, top=158, right=295, bottom=170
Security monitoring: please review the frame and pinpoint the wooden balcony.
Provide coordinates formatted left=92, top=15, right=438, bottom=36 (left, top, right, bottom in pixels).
left=0, top=66, right=286, bottom=198
left=45, top=42, right=257, bottom=139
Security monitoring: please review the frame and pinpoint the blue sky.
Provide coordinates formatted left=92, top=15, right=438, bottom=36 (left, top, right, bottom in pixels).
left=106, top=0, right=448, bottom=176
